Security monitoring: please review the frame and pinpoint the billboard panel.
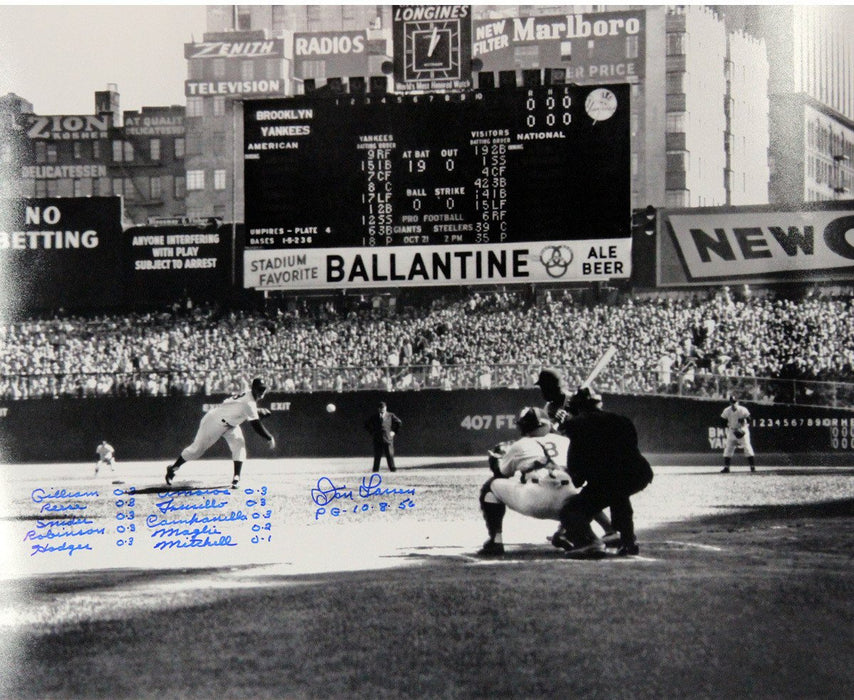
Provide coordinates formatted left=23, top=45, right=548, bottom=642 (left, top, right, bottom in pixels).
left=473, top=10, right=645, bottom=82
left=242, top=84, right=631, bottom=290
left=658, top=204, right=854, bottom=286
left=0, top=197, right=123, bottom=314
left=124, top=221, right=233, bottom=306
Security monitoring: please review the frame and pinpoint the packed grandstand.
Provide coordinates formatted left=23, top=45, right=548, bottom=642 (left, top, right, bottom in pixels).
left=3, top=283, right=853, bottom=408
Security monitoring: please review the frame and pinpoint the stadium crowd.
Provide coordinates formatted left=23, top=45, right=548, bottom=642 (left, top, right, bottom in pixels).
left=1, top=285, right=853, bottom=405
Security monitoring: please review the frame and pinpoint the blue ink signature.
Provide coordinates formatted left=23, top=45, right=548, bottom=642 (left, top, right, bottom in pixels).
left=311, top=477, right=354, bottom=506
left=146, top=511, right=248, bottom=528
left=24, top=526, right=105, bottom=542
left=154, top=497, right=228, bottom=515
left=149, top=524, right=224, bottom=539
left=153, top=535, right=237, bottom=550
left=359, top=473, right=416, bottom=498
left=30, top=541, right=93, bottom=557
left=31, top=488, right=99, bottom=503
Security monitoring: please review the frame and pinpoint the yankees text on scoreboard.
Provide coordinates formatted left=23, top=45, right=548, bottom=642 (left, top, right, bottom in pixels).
left=242, top=84, right=632, bottom=290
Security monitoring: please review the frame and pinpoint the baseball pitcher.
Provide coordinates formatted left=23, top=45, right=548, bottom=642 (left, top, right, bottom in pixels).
left=166, top=377, right=276, bottom=489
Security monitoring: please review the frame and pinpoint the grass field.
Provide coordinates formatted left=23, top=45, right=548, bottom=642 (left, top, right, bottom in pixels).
left=1, top=458, right=853, bottom=698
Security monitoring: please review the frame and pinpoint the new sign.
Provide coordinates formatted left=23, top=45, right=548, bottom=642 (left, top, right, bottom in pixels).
left=663, top=207, right=854, bottom=284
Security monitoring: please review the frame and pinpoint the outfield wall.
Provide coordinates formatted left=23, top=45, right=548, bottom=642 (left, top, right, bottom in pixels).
left=2, top=391, right=853, bottom=466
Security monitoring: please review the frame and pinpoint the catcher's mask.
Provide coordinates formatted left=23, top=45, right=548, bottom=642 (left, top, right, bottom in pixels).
left=515, top=406, right=552, bottom=437
left=567, top=387, right=602, bottom=416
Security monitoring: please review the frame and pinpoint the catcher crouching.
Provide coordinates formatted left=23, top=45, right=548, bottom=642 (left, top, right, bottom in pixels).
left=478, top=406, right=617, bottom=556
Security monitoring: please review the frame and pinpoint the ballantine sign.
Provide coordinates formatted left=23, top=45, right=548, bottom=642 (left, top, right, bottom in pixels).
left=667, top=208, right=854, bottom=279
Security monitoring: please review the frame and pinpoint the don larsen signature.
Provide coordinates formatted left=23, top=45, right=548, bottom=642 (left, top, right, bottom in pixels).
left=311, top=474, right=416, bottom=507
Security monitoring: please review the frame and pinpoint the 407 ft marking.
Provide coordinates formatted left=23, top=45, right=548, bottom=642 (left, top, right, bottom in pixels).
left=460, top=414, right=516, bottom=430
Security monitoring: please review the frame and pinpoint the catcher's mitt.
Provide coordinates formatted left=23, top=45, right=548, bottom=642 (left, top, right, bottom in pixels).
left=733, top=429, right=745, bottom=439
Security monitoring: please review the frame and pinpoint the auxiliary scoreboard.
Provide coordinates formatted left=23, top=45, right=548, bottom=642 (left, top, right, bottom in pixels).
left=242, top=83, right=631, bottom=291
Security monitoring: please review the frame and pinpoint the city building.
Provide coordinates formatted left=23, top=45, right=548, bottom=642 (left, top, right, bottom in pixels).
left=664, top=5, right=770, bottom=208
left=0, top=85, right=187, bottom=225
left=723, top=4, right=854, bottom=204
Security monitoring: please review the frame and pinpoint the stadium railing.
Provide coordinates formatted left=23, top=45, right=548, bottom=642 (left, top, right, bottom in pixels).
left=1, top=365, right=853, bottom=409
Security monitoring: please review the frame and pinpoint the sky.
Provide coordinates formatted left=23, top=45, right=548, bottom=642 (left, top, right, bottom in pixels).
left=0, top=4, right=209, bottom=115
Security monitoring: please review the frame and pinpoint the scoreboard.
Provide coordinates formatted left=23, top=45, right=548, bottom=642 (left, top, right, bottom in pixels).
left=242, top=83, right=631, bottom=291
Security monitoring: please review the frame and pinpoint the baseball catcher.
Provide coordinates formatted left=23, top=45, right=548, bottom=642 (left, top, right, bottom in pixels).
left=478, top=406, right=617, bottom=556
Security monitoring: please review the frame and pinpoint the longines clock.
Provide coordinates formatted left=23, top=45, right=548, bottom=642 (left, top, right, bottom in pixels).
left=404, top=20, right=461, bottom=81
left=391, top=5, right=473, bottom=91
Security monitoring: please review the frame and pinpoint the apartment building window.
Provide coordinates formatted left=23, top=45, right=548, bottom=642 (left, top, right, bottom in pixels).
left=34, top=142, right=46, bottom=163
left=123, top=141, right=134, bottom=162
left=174, top=138, right=185, bottom=158
left=187, top=170, right=205, bottom=190
left=213, top=132, right=226, bottom=157
left=186, top=97, right=204, bottom=118
left=241, top=60, right=254, bottom=81
left=236, top=5, right=251, bottom=30
left=666, top=112, right=687, bottom=132
left=149, top=138, right=161, bottom=161
left=112, top=178, right=123, bottom=196
left=213, top=58, right=226, bottom=78
left=150, top=176, right=162, bottom=200
left=175, top=176, right=186, bottom=199
left=625, top=34, right=639, bottom=59
left=73, top=179, right=91, bottom=197
left=666, top=32, right=686, bottom=56
left=93, top=141, right=101, bottom=159
left=73, top=142, right=83, bottom=159
left=35, top=180, right=47, bottom=197
left=214, top=169, right=227, bottom=190
left=188, top=60, right=203, bottom=80
left=46, top=144, right=58, bottom=163
left=46, top=180, right=58, bottom=197
left=186, top=133, right=203, bottom=155
left=213, top=96, right=226, bottom=117
left=124, top=178, right=134, bottom=200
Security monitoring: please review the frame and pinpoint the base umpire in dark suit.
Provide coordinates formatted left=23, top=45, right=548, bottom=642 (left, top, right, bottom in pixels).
left=364, top=401, right=402, bottom=472
left=557, top=388, right=654, bottom=558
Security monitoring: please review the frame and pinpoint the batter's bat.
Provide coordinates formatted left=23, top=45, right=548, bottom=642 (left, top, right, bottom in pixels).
left=580, top=345, right=617, bottom=389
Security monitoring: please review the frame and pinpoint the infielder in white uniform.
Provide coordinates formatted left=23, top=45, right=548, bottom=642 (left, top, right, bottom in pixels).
left=166, top=377, right=276, bottom=489
left=478, top=406, right=617, bottom=556
left=720, top=394, right=755, bottom=473
left=95, top=440, right=115, bottom=476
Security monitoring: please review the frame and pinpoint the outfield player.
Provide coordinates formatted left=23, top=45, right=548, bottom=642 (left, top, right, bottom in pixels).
left=165, top=377, right=276, bottom=489
left=95, top=440, right=115, bottom=476
left=478, top=406, right=617, bottom=556
left=720, top=394, right=755, bottom=473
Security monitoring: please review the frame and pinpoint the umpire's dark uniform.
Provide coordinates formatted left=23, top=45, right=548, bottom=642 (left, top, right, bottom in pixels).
left=561, top=404, right=653, bottom=553
left=364, top=403, right=402, bottom=472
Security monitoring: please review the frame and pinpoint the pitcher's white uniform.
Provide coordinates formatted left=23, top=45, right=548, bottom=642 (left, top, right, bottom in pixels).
left=721, top=402, right=754, bottom=458
left=181, top=389, right=260, bottom=462
left=490, top=433, right=577, bottom=519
